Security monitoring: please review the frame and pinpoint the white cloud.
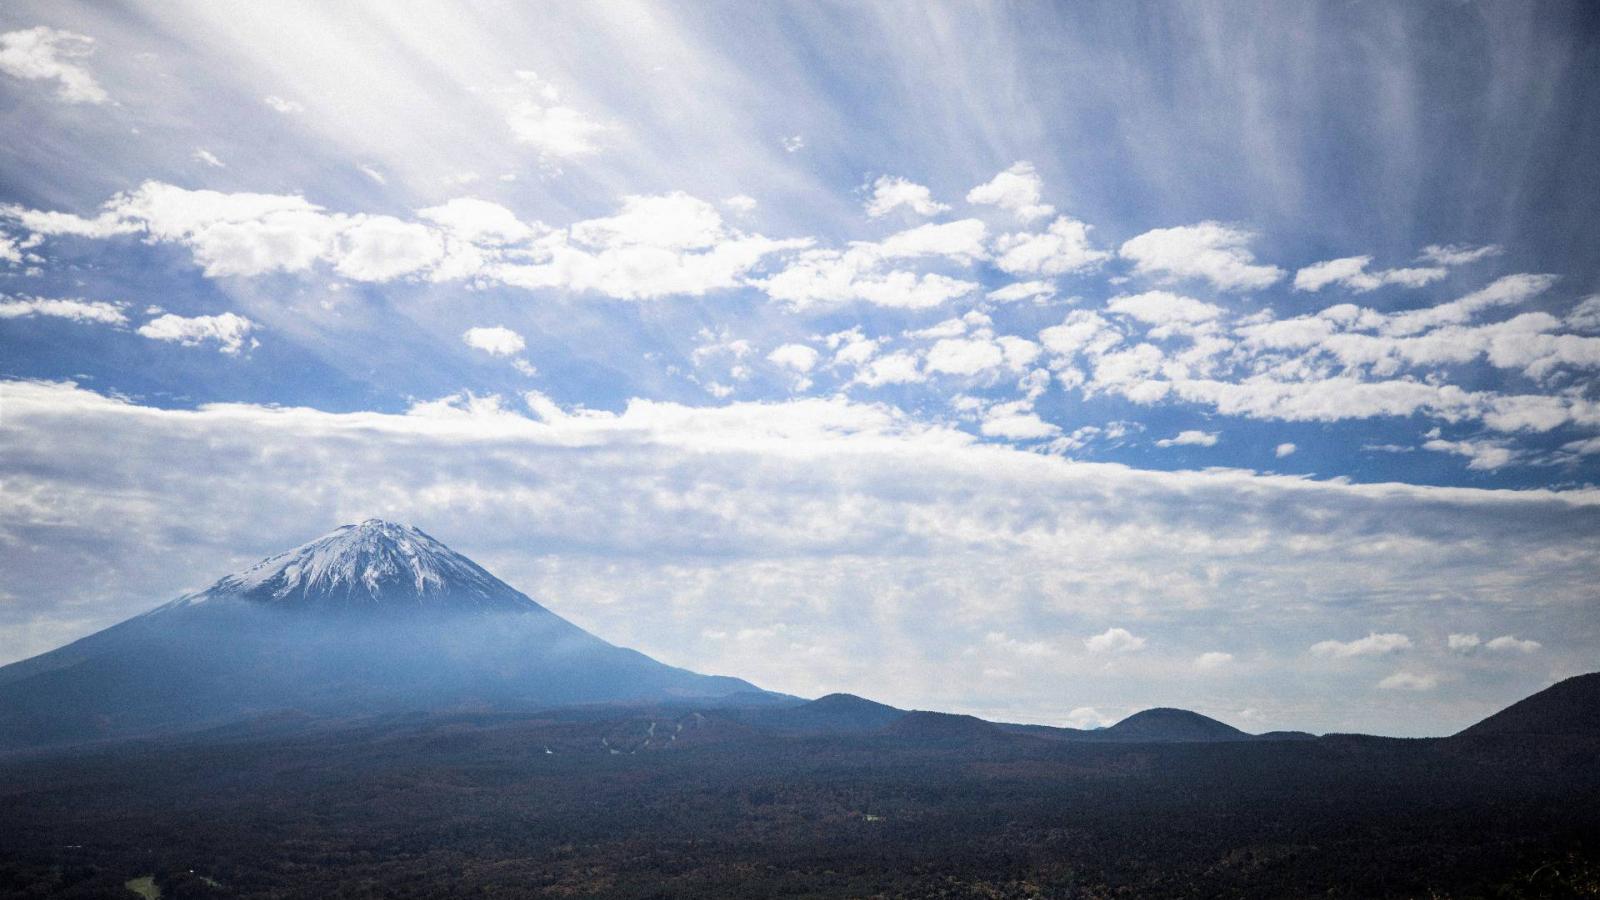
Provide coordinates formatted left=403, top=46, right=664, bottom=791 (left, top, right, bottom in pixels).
left=6, top=184, right=806, bottom=301
left=503, top=70, right=607, bottom=161
left=1275, top=443, right=1296, bottom=458
left=828, top=328, right=879, bottom=364
left=463, top=325, right=526, bottom=357
left=993, top=216, right=1110, bottom=276
left=760, top=256, right=977, bottom=311
left=906, top=317, right=968, bottom=340
left=1484, top=635, right=1541, bottom=653
left=1378, top=671, right=1437, bottom=691
left=986, top=281, right=1056, bottom=304
left=333, top=215, right=444, bottom=281
left=1565, top=296, right=1600, bottom=333
left=508, top=222, right=808, bottom=301
left=263, top=95, right=304, bottom=114
left=419, top=197, right=536, bottom=245
left=359, top=165, right=387, bottom=185
left=690, top=332, right=753, bottom=368
left=865, top=176, right=950, bottom=218
left=996, top=336, right=1042, bottom=369
left=1032, top=284, right=1600, bottom=440
left=1119, top=222, right=1284, bottom=292
left=86, top=182, right=340, bottom=276
left=767, top=343, right=819, bottom=373
left=1380, top=273, right=1557, bottom=336
left=1419, top=244, right=1502, bottom=267
left=926, top=338, right=1004, bottom=376
left=1084, top=627, right=1146, bottom=654
left=966, top=162, right=1053, bottom=221
left=1170, top=380, right=1442, bottom=428
left=1195, top=651, right=1234, bottom=670
left=1381, top=267, right=1451, bottom=289
left=0, top=27, right=109, bottom=104
left=1422, top=438, right=1517, bottom=471
left=1039, top=310, right=1122, bottom=359
left=1293, top=256, right=1371, bottom=292
left=722, top=195, right=757, bottom=215
left=1107, top=290, right=1223, bottom=327
left=758, top=220, right=984, bottom=311
left=193, top=149, right=226, bottom=169
left=781, top=135, right=805, bottom=153
left=137, top=311, right=257, bottom=354
left=1156, top=430, right=1218, bottom=448
left=911, top=330, right=1040, bottom=382
left=1293, top=255, right=1445, bottom=292
left=571, top=192, right=727, bottom=250
left=0, top=204, right=136, bottom=239
left=1444, top=632, right=1539, bottom=654
left=1018, top=368, right=1052, bottom=400
left=0, top=296, right=126, bottom=325
left=1562, top=435, right=1600, bottom=457
left=853, top=350, right=923, bottom=387
left=1311, top=632, right=1412, bottom=658
left=1064, top=707, right=1114, bottom=729
left=979, top=401, right=1059, bottom=440
left=874, top=219, right=988, bottom=264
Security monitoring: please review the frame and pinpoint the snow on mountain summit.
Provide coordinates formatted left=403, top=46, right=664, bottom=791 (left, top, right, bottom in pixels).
left=184, top=519, right=536, bottom=612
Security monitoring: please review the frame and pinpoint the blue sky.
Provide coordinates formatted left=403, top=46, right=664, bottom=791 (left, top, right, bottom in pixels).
left=1, top=1, right=1597, bottom=735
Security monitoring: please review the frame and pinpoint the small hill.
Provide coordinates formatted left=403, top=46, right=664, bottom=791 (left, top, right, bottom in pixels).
left=1455, top=672, right=1600, bottom=738
left=757, top=693, right=906, bottom=734
left=1255, top=730, right=1318, bottom=742
left=1093, top=707, right=1252, bottom=743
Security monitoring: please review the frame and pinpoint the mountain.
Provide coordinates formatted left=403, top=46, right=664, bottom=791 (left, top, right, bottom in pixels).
left=181, top=518, right=536, bottom=612
left=0, top=520, right=766, bottom=749
left=741, top=693, right=906, bottom=734
left=1255, top=730, right=1319, bottom=742
left=996, top=707, right=1255, bottom=743
left=1094, top=707, right=1253, bottom=742
left=1455, top=672, right=1600, bottom=738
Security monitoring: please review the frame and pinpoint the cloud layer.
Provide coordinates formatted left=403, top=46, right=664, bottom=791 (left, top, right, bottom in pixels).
left=2, top=380, right=1594, bottom=735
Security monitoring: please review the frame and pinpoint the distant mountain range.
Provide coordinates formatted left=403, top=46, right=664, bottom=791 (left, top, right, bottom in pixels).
left=0, top=520, right=1593, bottom=751
left=739, top=694, right=1317, bottom=743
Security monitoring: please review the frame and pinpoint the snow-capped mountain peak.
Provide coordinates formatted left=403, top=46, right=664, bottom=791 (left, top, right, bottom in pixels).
left=183, top=519, right=536, bottom=612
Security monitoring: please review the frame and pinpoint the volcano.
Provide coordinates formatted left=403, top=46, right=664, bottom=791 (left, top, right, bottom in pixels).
left=0, top=520, right=767, bottom=748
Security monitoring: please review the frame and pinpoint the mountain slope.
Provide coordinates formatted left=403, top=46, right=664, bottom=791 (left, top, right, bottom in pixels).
left=1455, top=673, right=1600, bottom=737
left=0, top=520, right=765, bottom=749
left=884, top=710, right=1008, bottom=743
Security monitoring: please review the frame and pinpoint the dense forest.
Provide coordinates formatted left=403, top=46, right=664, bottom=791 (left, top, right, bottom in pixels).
left=1, top=704, right=1597, bottom=899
